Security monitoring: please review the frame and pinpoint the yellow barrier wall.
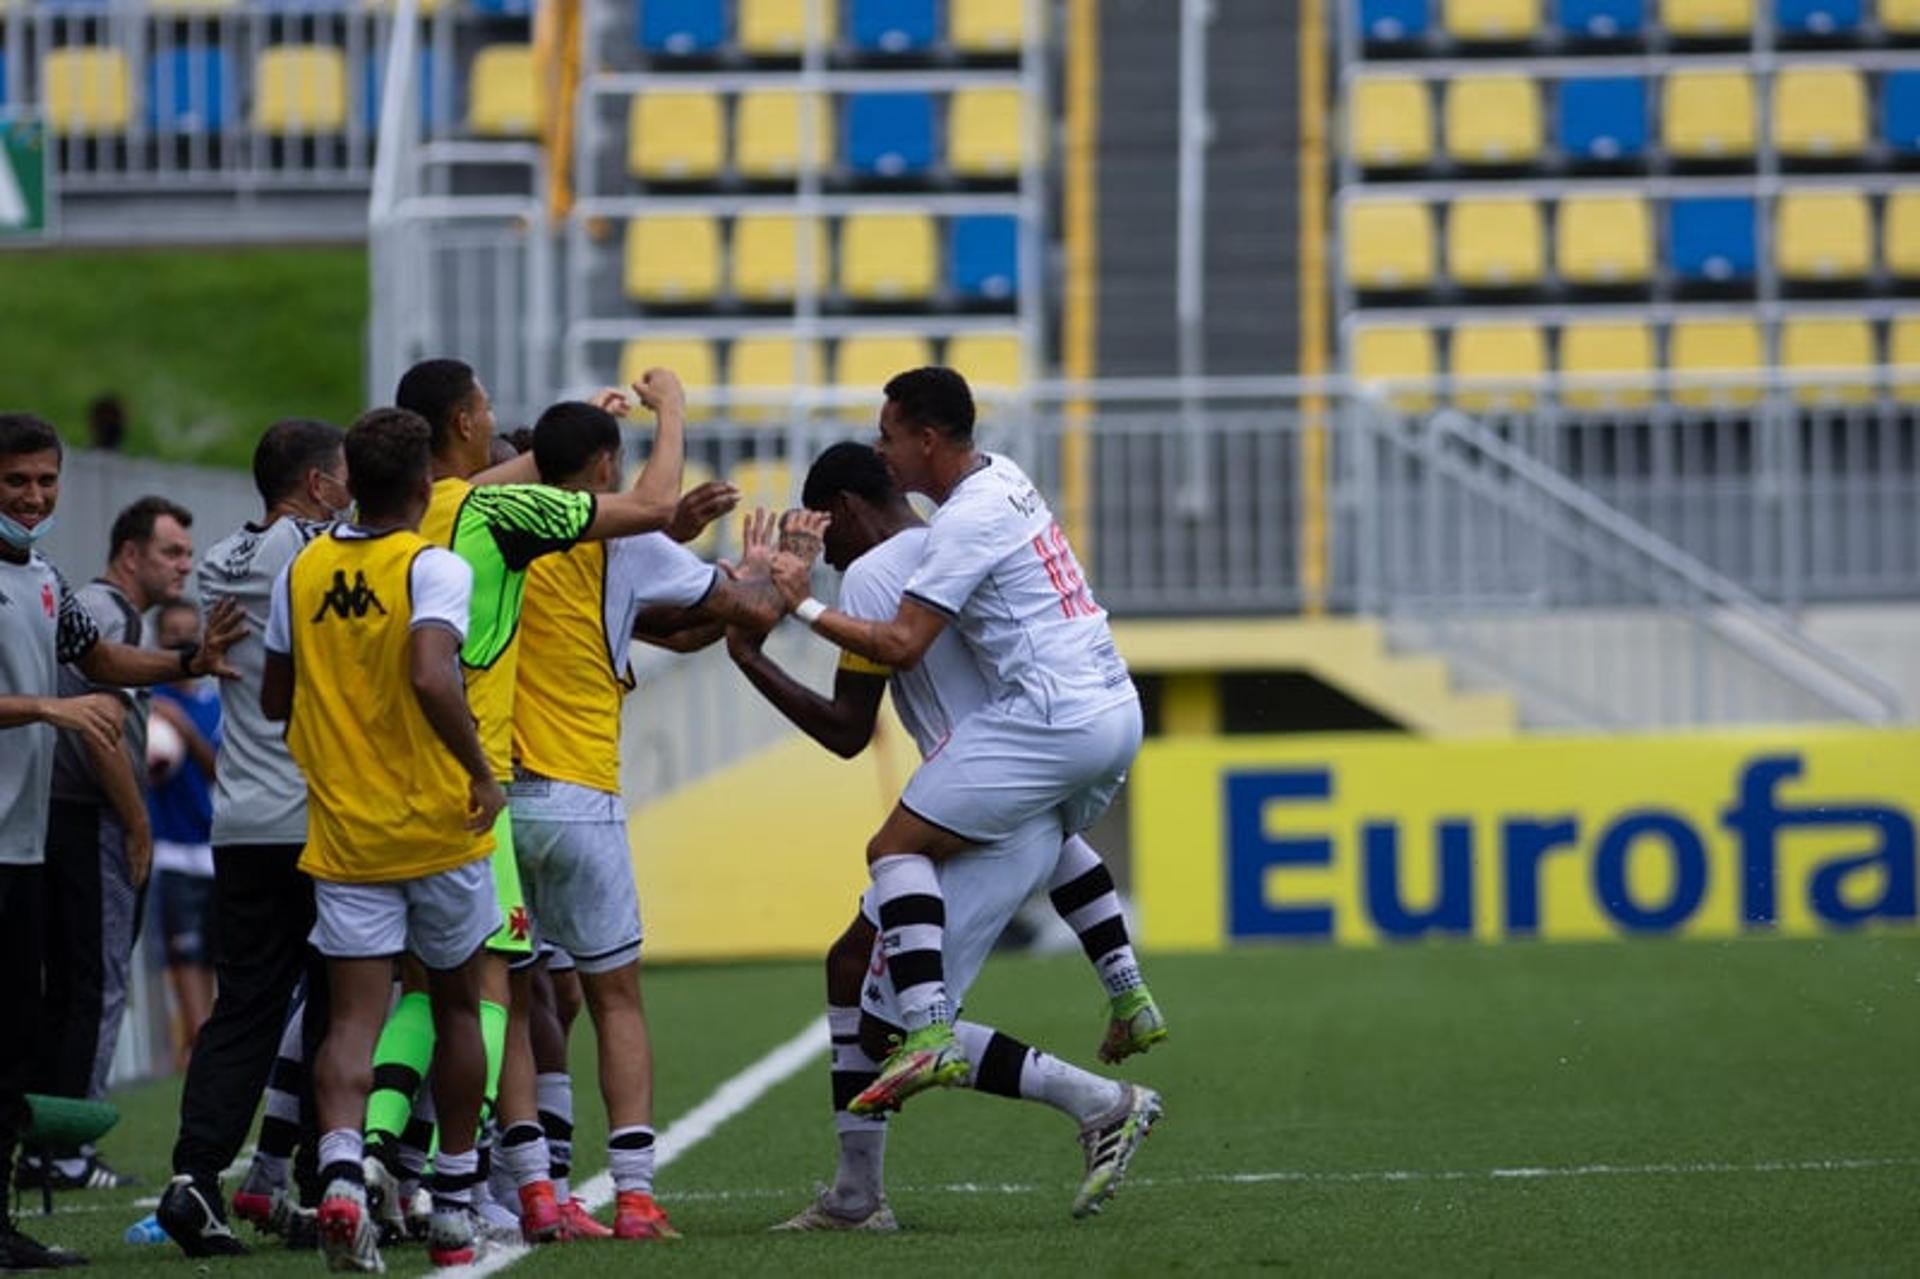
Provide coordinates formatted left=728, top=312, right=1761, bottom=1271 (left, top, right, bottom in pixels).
left=1134, top=728, right=1920, bottom=949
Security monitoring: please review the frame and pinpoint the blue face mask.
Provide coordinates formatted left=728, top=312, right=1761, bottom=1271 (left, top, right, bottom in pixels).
left=0, top=511, right=54, bottom=550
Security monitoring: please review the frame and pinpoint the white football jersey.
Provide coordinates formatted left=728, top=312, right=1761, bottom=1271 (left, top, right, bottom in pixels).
left=838, top=527, right=990, bottom=760
left=903, top=453, right=1134, bottom=725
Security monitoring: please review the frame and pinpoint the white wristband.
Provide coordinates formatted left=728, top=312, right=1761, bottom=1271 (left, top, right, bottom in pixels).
left=794, top=597, right=828, bottom=625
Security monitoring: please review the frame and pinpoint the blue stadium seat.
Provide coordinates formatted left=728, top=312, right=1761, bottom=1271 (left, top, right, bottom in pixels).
left=949, top=215, right=1019, bottom=300
left=1557, top=77, right=1647, bottom=160
left=1359, top=0, right=1430, bottom=40
left=638, top=0, right=727, bottom=55
left=849, top=0, right=938, bottom=53
left=1884, top=71, right=1920, bottom=154
left=843, top=91, right=935, bottom=177
left=1775, top=0, right=1862, bottom=34
left=361, top=50, right=437, bottom=133
left=1669, top=197, right=1757, bottom=282
left=471, top=0, right=533, bottom=14
left=1556, top=0, right=1645, bottom=37
left=145, top=47, right=226, bottom=133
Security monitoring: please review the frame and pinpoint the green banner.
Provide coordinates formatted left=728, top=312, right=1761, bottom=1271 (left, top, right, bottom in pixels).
left=0, top=120, right=49, bottom=237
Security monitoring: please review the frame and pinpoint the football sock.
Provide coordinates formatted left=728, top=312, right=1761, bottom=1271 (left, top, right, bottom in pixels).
left=478, top=999, right=508, bottom=1124
left=536, top=1073, right=573, bottom=1202
left=1049, top=836, right=1145, bottom=998
left=608, top=1127, right=656, bottom=1196
left=827, top=1004, right=887, bottom=1214
left=954, top=1020, right=1122, bottom=1126
left=869, top=854, right=951, bottom=1029
left=366, top=992, right=432, bottom=1144
left=497, top=1123, right=550, bottom=1191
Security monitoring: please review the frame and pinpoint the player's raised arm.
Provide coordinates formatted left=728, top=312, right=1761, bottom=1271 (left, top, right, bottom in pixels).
left=581, top=369, right=687, bottom=540
left=76, top=594, right=248, bottom=687
left=770, top=548, right=948, bottom=671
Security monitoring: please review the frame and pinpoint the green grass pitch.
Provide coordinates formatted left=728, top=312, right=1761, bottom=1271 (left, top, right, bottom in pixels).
left=23, top=936, right=1920, bottom=1276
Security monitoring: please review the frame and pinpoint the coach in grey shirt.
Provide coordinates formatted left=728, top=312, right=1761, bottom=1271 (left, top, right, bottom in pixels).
left=156, top=419, right=349, bottom=1259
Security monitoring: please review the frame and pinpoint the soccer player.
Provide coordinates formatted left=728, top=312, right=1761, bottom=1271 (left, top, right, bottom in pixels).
left=768, top=370, right=1157, bottom=1171
left=356, top=359, right=688, bottom=1247
left=736, top=443, right=1165, bottom=1225
left=504, top=401, right=786, bottom=1240
left=263, top=408, right=500, bottom=1272
left=157, top=418, right=347, bottom=1258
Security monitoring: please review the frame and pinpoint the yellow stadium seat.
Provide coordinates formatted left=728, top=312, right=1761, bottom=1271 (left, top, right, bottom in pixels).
left=1556, top=194, right=1652, bottom=285
left=42, top=49, right=131, bottom=133
left=1352, top=327, right=1438, bottom=412
left=1443, top=75, right=1541, bottom=165
left=468, top=45, right=540, bottom=138
left=1775, top=189, right=1871, bottom=281
left=726, top=337, right=825, bottom=421
left=1659, top=0, right=1752, bottom=36
left=945, top=333, right=1025, bottom=399
left=1447, top=197, right=1544, bottom=287
left=1669, top=320, right=1762, bottom=407
left=729, top=214, right=829, bottom=303
left=950, top=0, right=1028, bottom=51
left=254, top=47, right=347, bottom=134
left=1882, top=190, right=1920, bottom=279
left=1662, top=70, right=1756, bottom=159
left=729, top=457, right=796, bottom=512
left=838, top=213, right=937, bottom=301
left=1888, top=0, right=1920, bottom=32
left=1343, top=200, right=1437, bottom=290
left=834, top=334, right=937, bottom=419
left=623, top=216, right=722, bottom=302
left=1443, top=0, right=1539, bottom=40
left=1889, top=316, right=1920, bottom=401
left=1772, top=67, right=1867, bottom=159
left=1559, top=323, right=1654, bottom=409
left=1451, top=324, right=1545, bottom=411
left=734, top=90, right=833, bottom=179
left=738, top=0, right=838, bottom=55
left=948, top=87, right=1028, bottom=178
left=618, top=338, right=717, bottom=420
left=1349, top=77, right=1432, bottom=168
left=628, top=92, right=724, bottom=181
left=1781, top=316, right=1875, bottom=405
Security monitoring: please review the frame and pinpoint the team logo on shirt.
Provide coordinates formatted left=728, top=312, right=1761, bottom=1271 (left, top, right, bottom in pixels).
left=41, top=582, right=54, bottom=618
left=311, top=570, right=388, bottom=622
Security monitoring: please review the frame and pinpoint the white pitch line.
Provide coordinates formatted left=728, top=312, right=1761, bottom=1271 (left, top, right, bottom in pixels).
left=432, top=1013, right=828, bottom=1278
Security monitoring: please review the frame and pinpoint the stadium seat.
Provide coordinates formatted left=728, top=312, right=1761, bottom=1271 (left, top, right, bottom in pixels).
left=1668, top=196, right=1757, bottom=281
left=1669, top=319, right=1762, bottom=407
left=725, top=336, right=824, bottom=421
left=849, top=0, right=938, bottom=53
left=628, top=92, right=724, bottom=180
left=469, top=0, right=529, bottom=14
left=1886, top=0, right=1920, bottom=32
left=1443, top=75, right=1541, bottom=165
left=623, top=215, right=722, bottom=302
left=843, top=92, right=935, bottom=177
left=1344, top=200, right=1437, bottom=290
left=1443, top=0, right=1540, bottom=40
left=1450, top=323, right=1546, bottom=411
left=1659, top=0, right=1752, bottom=36
left=618, top=338, right=716, bottom=417
left=1662, top=70, right=1755, bottom=159
left=1771, top=67, right=1866, bottom=158
left=1774, top=189, right=1871, bottom=281
left=1884, top=72, right=1920, bottom=155
left=255, top=47, right=348, bottom=135
left=638, top=0, right=727, bottom=55
left=945, top=332, right=1024, bottom=395
left=729, top=213, right=829, bottom=302
left=835, top=334, right=937, bottom=417
left=948, top=87, right=1027, bottom=178
left=735, top=90, right=833, bottom=178
left=950, top=0, right=1027, bottom=52
left=146, top=47, right=226, bottom=133
left=1360, top=0, right=1430, bottom=40
left=467, top=45, right=539, bottom=138
left=1556, top=194, right=1653, bottom=284
left=1559, top=322, right=1655, bottom=408
left=728, top=457, right=797, bottom=515
left=838, top=212, right=938, bottom=301
left=1780, top=315, right=1875, bottom=405
left=1447, top=197, right=1544, bottom=287
left=44, top=49, right=131, bottom=133
left=1351, top=326, right=1437, bottom=411
left=1556, top=77, right=1648, bottom=161
left=739, top=0, right=837, bottom=54
left=1889, top=316, right=1920, bottom=401
left=948, top=214, right=1020, bottom=300
left=1557, top=0, right=1647, bottom=38
left=1350, top=76, right=1433, bottom=168
left=1775, top=0, right=1863, bottom=34
left=1882, top=190, right=1920, bottom=278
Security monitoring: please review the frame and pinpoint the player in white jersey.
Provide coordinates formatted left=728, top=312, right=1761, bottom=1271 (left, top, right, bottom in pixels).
left=736, top=443, right=1167, bottom=1223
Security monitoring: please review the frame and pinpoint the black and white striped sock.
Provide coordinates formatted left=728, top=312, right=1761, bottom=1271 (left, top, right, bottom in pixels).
left=869, top=854, right=951, bottom=1029
left=1049, top=835, right=1144, bottom=998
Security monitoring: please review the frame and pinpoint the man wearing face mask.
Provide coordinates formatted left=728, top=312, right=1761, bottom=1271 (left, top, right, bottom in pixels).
left=156, top=418, right=351, bottom=1259
left=0, top=413, right=244, bottom=1267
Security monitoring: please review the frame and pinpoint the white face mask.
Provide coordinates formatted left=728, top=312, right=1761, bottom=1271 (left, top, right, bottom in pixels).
left=0, top=511, right=54, bottom=550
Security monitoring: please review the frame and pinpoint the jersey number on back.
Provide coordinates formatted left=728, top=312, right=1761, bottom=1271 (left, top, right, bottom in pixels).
left=1033, top=523, right=1099, bottom=618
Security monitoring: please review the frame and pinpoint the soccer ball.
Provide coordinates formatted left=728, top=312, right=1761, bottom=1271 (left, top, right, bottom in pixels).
left=147, top=713, right=187, bottom=784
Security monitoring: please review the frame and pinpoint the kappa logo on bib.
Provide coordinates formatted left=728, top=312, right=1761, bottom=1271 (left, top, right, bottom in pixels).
left=311, top=570, right=388, bottom=623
